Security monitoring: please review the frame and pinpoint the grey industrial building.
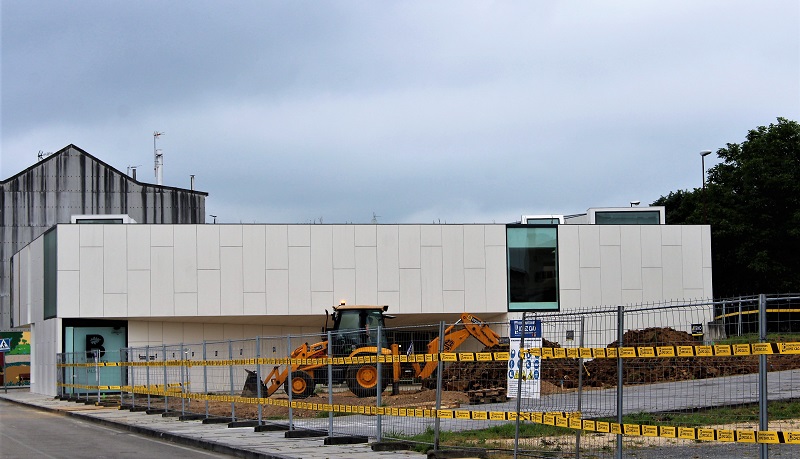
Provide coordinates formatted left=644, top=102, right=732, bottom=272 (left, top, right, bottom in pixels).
left=0, top=145, right=207, bottom=329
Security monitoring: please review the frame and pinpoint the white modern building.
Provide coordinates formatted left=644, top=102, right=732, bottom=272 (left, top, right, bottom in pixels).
left=12, top=216, right=712, bottom=396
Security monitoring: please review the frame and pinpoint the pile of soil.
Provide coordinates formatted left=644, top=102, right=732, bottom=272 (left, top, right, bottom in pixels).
left=439, top=327, right=800, bottom=392
left=583, top=327, right=800, bottom=387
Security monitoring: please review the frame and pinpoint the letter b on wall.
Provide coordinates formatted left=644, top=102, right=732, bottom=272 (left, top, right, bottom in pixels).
left=86, top=334, right=105, bottom=358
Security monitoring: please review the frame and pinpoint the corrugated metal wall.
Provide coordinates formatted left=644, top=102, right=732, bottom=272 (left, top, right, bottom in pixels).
left=0, top=145, right=207, bottom=329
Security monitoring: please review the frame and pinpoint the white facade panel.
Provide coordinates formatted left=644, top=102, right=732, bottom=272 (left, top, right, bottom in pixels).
left=463, top=226, right=486, bottom=269
left=310, top=226, right=333, bottom=293
left=464, top=268, right=487, bottom=313
left=197, top=225, right=220, bottom=270
left=266, top=269, right=289, bottom=314
left=79, top=247, right=103, bottom=317
left=661, top=225, right=682, bottom=246
left=579, top=226, right=601, bottom=268
left=266, top=226, right=289, bottom=269
left=621, top=289, right=644, bottom=306
left=600, top=245, right=622, bottom=306
left=442, top=226, right=465, bottom=292
left=559, top=289, right=581, bottom=309
left=557, top=226, right=581, bottom=290
left=242, top=226, right=266, bottom=293
left=701, top=226, right=712, bottom=269
left=150, top=246, right=174, bottom=316
left=288, top=225, right=310, bottom=247
left=127, top=321, right=148, bottom=347
left=485, top=225, right=506, bottom=246
left=175, top=292, right=198, bottom=316
left=642, top=267, right=664, bottom=302
left=377, top=226, right=399, bottom=292
left=312, top=290, right=334, bottom=310
left=420, top=225, right=442, bottom=247
left=288, top=246, right=311, bottom=314
left=220, top=247, right=244, bottom=315
left=620, top=226, right=643, bottom=290
left=399, top=226, right=421, bottom=269
left=355, top=246, right=378, bottom=305
left=443, top=290, right=465, bottom=312
left=183, top=323, right=203, bottom=343
left=640, top=226, right=662, bottom=268
left=243, top=292, right=267, bottom=315
left=662, top=245, right=684, bottom=299
left=378, top=291, right=400, bottom=311
left=219, top=225, right=243, bottom=247
left=58, top=225, right=80, bottom=271
left=103, top=226, right=127, bottom=294
left=703, top=267, right=713, bottom=299
left=332, top=226, right=355, bottom=269
left=150, top=225, right=173, bottom=247
left=127, top=270, right=151, bottom=316
left=579, top=267, right=602, bottom=307
left=173, top=225, right=198, bottom=293
left=681, top=226, right=704, bottom=290
left=148, top=322, right=164, bottom=344
left=355, top=225, right=376, bottom=247
left=80, top=224, right=103, bottom=247
left=333, top=269, right=356, bottom=305
left=198, top=269, right=221, bottom=316
left=484, top=245, right=507, bottom=311
left=104, top=293, right=127, bottom=317
left=58, top=270, right=80, bottom=317
left=421, top=246, right=443, bottom=312
left=399, top=268, right=422, bottom=313
left=127, top=225, right=151, bottom=270
left=599, top=226, right=621, bottom=246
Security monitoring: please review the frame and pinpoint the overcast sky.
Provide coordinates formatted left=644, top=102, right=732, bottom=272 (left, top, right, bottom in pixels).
left=2, top=1, right=798, bottom=224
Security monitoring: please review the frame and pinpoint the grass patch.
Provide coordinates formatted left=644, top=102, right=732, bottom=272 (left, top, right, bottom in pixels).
left=390, top=423, right=574, bottom=452
left=600, top=399, right=800, bottom=427
left=717, top=333, right=800, bottom=345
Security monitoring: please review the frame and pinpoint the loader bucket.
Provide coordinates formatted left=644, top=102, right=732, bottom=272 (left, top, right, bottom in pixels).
left=242, top=369, right=267, bottom=397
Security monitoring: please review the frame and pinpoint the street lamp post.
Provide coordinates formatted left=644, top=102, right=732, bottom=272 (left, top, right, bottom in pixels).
left=700, top=150, right=712, bottom=223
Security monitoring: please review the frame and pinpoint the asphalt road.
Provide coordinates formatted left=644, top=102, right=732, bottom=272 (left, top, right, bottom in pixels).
left=0, top=400, right=237, bottom=459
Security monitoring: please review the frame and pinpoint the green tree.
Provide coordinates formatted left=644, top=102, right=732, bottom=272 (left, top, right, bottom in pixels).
left=653, top=118, right=800, bottom=298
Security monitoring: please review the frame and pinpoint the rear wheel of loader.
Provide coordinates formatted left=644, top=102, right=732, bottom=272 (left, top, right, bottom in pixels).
left=284, top=371, right=315, bottom=399
left=347, top=364, right=388, bottom=398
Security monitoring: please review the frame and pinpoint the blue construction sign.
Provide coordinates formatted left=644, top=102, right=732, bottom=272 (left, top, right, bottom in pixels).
left=0, top=338, right=10, bottom=352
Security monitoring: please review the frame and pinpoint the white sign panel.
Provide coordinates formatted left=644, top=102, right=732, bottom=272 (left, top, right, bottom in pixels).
left=507, top=319, right=542, bottom=399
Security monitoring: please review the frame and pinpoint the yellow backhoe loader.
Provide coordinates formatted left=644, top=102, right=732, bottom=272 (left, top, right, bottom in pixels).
left=242, top=304, right=503, bottom=399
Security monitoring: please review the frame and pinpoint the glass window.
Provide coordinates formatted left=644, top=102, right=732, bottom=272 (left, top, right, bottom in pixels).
left=507, top=226, right=559, bottom=311
left=594, top=211, right=660, bottom=225
left=44, top=228, right=57, bottom=319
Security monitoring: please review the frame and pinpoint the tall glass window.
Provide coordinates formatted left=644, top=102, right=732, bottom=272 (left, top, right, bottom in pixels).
left=507, top=225, right=559, bottom=311
left=44, top=228, right=57, bottom=319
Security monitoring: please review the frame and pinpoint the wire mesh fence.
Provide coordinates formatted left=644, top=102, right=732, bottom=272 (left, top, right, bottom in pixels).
left=55, top=294, right=800, bottom=458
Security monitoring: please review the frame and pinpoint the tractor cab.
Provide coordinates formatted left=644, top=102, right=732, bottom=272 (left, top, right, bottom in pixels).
left=329, top=304, right=389, bottom=355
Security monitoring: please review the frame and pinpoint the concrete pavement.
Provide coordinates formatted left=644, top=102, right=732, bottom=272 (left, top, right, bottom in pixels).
left=0, top=389, right=428, bottom=459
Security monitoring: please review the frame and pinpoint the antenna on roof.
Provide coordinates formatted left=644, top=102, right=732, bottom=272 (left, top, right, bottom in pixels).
left=371, top=212, right=381, bottom=224
left=37, top=150, right=54, bottom=161
left=153, top=131, right=164, bottom=185
left=127, top=165, right=142, bottom=181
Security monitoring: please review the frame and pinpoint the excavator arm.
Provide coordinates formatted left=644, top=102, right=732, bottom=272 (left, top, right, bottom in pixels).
left=412, top=313, right=502, bottom=380
left=263, top=341, right=328, bottom=397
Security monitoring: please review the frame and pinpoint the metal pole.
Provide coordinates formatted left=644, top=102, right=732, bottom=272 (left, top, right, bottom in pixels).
left=95, top=349, right=100, bottom=405
left=327, top=331, right=334, bottom=437
left=376, top=325, right=383, bottom=442
left=576, top=317, right=585, bottom=459
left=146, top=345, right=151, bottom=409
left=128, top=349, right=134, bottom=409
left=203, top=342, right=209, bottom=418
left=433, top=321, right=445, bottom=451
left=287, top=335, right=294, bottom=430
left=163, top=345, right=169, bottom=412
left=228, top=340, right=235, bottom=421
left=513, top=312, right=526, bottom=459
left=616, top=305, right=624, bottom=459
left=256, top=336, right=263, bottom=425
left=180, top=343, right=186, bottom=416
left=738, top=300, right=743, bottom=337
left=759, top=294, right=768, bottom=459
left=3, top=355, right=7, bottom=393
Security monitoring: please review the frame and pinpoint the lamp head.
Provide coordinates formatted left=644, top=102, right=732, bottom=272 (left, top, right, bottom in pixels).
left=700, top=150, right=712, bottom=157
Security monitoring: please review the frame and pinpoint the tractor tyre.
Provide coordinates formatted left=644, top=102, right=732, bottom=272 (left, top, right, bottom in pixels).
left=284, top=371, right=316, bottom=399
left=346, top=364, right=388, bottom=398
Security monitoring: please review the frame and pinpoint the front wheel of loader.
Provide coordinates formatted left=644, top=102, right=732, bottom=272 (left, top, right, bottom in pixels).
left=284, top=371, right=316, bottom=399
left=347, top=364, right=388, bottom=398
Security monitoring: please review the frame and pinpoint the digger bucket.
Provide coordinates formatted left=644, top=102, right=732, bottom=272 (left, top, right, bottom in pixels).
left=241, top=369, right=266, bottom=397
